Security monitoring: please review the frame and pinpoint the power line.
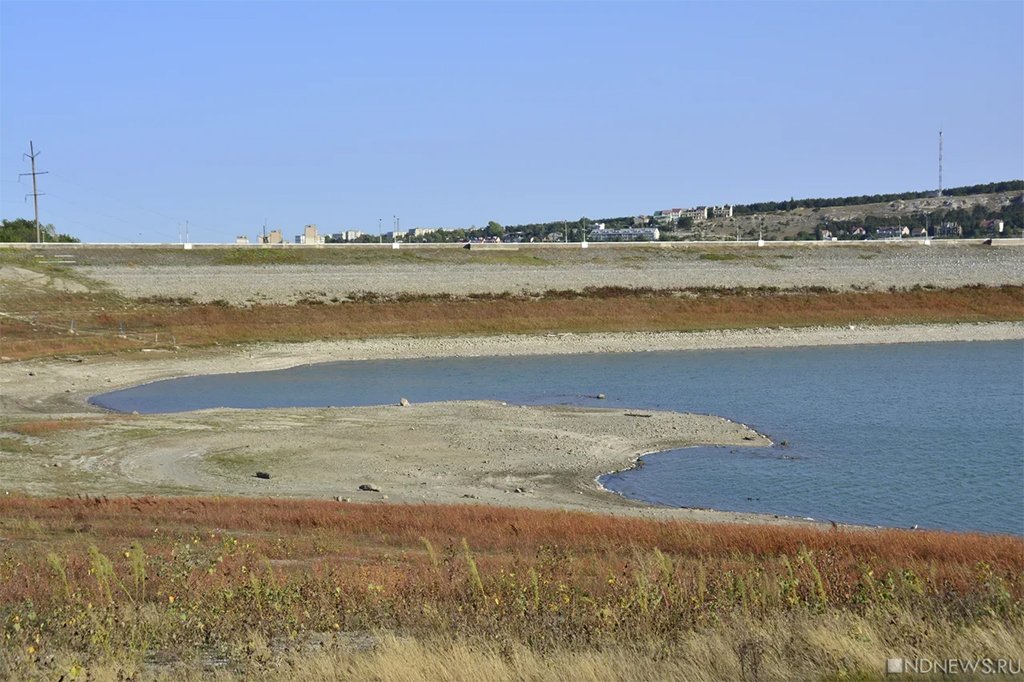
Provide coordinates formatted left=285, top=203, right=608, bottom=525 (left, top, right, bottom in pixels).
left=19, top=141, right=48, bottom=242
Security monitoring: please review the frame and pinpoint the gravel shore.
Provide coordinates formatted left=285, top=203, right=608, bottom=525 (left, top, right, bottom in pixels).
left=77, top=242, right=1024, bottom=304
left=0, top=400, right=779, bottom=524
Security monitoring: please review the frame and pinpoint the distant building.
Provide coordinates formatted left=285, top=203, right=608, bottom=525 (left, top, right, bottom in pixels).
left=343, top=230, right=363, bottom=241
left=819, top=229, right=833, bottom=240
left=296, top=224, right=325, bottom=245
left=588, top=226, right=660, bottom=242
left=850, top=227, right=867, bottom=238
left=935, top=222, right=962, bottom=238
left=408, top=227, right=439, bottom=238
left=633, top=215, right=651, bottom=226
left=681, top=207, right=708, bottom=222
left=710, top=204, right=734, bottom=218
left=653, top=207, right=707, bottom=225
left=235, top=236, right=250, bottom=245
left=263, top=229, right=284, bottom=245
left=982, top=219, right=1004, bottom=234
left=876, top=226, right=908, bottom=239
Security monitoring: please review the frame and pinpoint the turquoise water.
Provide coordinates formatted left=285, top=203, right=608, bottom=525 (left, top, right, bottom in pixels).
left=91, top=341, right=1024, bottom=534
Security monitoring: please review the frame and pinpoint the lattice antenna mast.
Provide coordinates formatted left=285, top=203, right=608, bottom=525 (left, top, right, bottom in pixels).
left=938, top=129, right=943, bottom=197
left=19, top=141, right=49, bottom=242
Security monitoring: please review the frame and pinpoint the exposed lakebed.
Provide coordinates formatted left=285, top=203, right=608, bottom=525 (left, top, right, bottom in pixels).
left=91, top=341, right=1024, bottom=534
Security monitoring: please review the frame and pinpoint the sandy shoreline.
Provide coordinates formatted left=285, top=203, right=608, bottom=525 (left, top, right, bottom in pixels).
left=2, top=322, right=1022, bottom=527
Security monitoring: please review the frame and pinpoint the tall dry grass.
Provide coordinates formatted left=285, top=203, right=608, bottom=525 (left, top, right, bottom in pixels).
left=219, top=618, right=1024, bottom=682
left=43, top=620, right=1021, bottom=682
left=1, top=496, right=1021, bottom=680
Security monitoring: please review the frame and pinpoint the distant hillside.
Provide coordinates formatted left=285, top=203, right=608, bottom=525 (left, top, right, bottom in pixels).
left=704, top=186, right=1022, bottom=241
left=729, top=180, right=1023, bottom=214
left=502, top=180, right=1023, bottom=241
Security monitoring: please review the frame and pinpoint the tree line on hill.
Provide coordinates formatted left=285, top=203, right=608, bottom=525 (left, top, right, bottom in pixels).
left=731, top=180, right=1024, bottom=215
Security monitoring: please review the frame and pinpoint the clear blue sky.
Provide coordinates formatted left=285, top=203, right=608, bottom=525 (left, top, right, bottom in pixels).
left=2, top=1, right=1022, bottom=243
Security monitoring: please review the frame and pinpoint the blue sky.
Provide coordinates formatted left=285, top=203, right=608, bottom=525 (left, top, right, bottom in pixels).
left=2, top=1, right=1022, bottom=243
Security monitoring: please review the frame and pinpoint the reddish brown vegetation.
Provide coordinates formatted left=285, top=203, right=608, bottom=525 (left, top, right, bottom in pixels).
left=2, top=496, right=1021, bottom=677
left=1, top=495, right=1020, bottom=612
left=7, top=418, right=111, bottom=437
left=2, top=285, right=1022, bottom=360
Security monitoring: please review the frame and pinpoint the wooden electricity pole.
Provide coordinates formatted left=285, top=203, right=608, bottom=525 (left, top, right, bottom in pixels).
left=20, top=141, right=48, bottom=242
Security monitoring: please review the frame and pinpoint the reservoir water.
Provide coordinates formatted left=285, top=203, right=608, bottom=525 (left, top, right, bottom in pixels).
left=91, top=341, right=1024, bottom=535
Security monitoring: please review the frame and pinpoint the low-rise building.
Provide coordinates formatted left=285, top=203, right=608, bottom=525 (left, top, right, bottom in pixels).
left=263, top=229, right=284, bottom=245
left=710, top=204, right=734, bottom=218
left=329, top=230, right=364, bottom=242
left=653, top=207, right=708, bottom=224
left=235, top=235, right=250, bottom=245
left=876, top=226, right=908, bottom=239
left=935, top=222, right=962, bottom=238
left=588, top=226, right=660, bottom=242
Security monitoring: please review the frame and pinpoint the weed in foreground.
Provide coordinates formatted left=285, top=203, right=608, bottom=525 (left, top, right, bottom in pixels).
left=0, top=496, right=1021, bottom=679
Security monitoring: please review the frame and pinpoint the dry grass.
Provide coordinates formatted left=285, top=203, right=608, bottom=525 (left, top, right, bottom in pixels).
left=222, top=620, right=1024, bottom=681
left=1, top=496, right=1021, bottom=679
left=2, top=285, right=1021, bottom=360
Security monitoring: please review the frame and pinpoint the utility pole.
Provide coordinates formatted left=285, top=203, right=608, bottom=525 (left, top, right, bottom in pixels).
left=938, top=128, right=943, bottom=197
left=19, top=141, right=48, bottom=243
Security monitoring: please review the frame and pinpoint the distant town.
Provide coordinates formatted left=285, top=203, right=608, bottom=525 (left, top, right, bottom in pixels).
left=234, top=180, right=1021, bottom=246
left=2, top=181, right=1019, bottom=246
